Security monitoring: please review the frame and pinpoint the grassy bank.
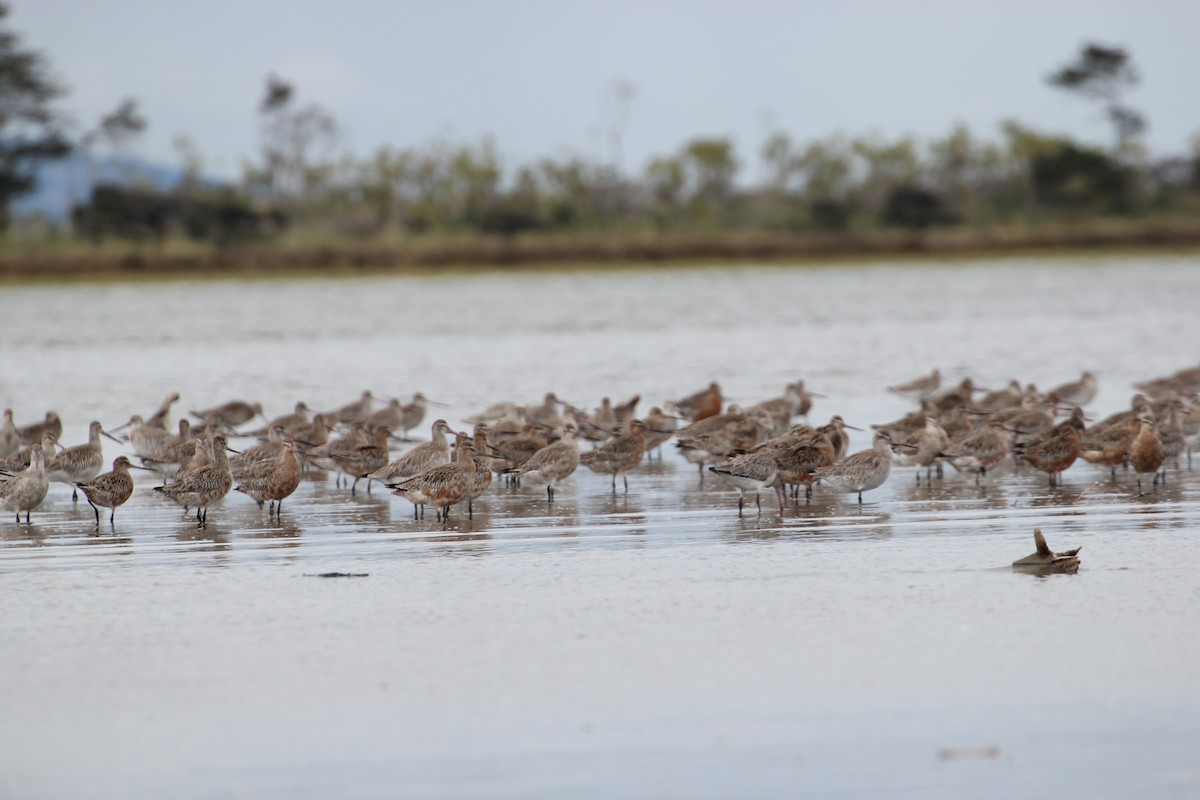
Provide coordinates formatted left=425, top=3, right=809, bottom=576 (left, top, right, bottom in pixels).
left=3, top=219, right=1200, bottom=280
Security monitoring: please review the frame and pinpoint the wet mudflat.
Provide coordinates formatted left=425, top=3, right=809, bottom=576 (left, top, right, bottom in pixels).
left=2, top=255, right=1200, bottom=799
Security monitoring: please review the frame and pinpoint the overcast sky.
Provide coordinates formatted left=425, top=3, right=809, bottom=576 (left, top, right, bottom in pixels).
left=15, top=0, right=1200, bottom=179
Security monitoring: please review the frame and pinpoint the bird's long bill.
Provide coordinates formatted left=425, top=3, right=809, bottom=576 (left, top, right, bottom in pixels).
left=101, top=430, right=125, bottom=444
left=129, top=463, right=157, bottom=472
left=425, top=399, right=451, bottom=408
left=841, top=423, right=864, bottom=431
left=225, top=445, right=242, bottom=454
left=806, top=391, right=828, bottom=398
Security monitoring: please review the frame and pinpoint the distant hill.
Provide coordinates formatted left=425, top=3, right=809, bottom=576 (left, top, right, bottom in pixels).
left=11, top=154, right=199, bottom=223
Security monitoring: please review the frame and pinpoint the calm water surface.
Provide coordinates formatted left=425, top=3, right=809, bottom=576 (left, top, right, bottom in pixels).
left=2, top=255, right=1200, bottom=799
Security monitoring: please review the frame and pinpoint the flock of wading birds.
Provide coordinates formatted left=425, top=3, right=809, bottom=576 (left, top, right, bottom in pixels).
left=1, top=361, right=1199, bottom=529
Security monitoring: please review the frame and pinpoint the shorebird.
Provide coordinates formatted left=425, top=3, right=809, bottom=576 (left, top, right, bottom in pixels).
left=291, top=413, right=334, bottom=453
left=1088, top=394, right=1152, bottom=437
left=235, top=441, right=302, bottom=516
left=1128, top=414, right=1164, bottom=491
left=366, top=397, right=405, bottom=433
left=466, top=426, right=494, bottom=515
left=516, top=427, right=580, bottom=501
left=397, top=393, right=432, bottom=439
left=75, top=455, right=153, bottom=526
left=0, top=409, right=18, bottom=457
left=1134, top=365, right=1200, bottom=401
left=709, top=448, right=783, bottom=516
left=154, top=435, right=233, bottom=526
left=675, top=412, right=766, bottom=483
left=589, top=398, right=619, bottom=441
left=139, top=421, right=202, bottom=481
left=1012, top=528, right=1081, bottom=574
left=818, top=415, right=858, bottom=461
left=368, top=419, right=453, bottom=487
left=873, top=404, right=934, bottom=441
left=45, top=420, right=122, bottom=500
left=1048, top=371, right=1098, bottom=408
left=774, top=429, right=836, bottom=502
left=142, top=424, right=211, bottom=482
left=330, top=426, right=391, bottom=495
left=749, top=382, right=810, bottom=435
left=1080, top=417, right=1138, bottom=480
left=144, top=392, right=182, bottom=430
left=978, top=380, right=1025, bottom=412
left=1153, top=401, right=1186, bottom=476
left=243, top=402, right=312, bottom=439
left=947, top=419, right=1011, bottom=484
left=580, top=419, right=647, bottom=492
left=525, top=393, right=566, bottom=434
left=492, top=425, right=549, bottom=485
left=303, top=423, right=368, bottom=478
left=389, top=439, right=478, bottom=522
left=15, top=411, right=62, bottom=447
left=568, top=402, right=615, bottom=448
left=325, top=391, right=378, bottom=425
left=642, top=403, right=681, bottom=461
left=813, top=429, right=906, bottom=503
left=930, top=378, right=983, bottom=416
left=118, top=415, right=176, bottom=460
left=888, top=369, right=941, bottom=402
left=485, top=409, right=526, bottom=445
left=152, top=435, right=214, bottom=513
left=675, top=382, right=722, bottom=422
left=190, top=399, right=265, bottom=429
left=1016, top=422, right=1082, bottom=488
left=0, top=445, right=49, bottom=523
left=0, top=431, right=59, bottom=474
left=231, top=425, right=291, bottom=480
left=613, top=394, right=641, bottom=426
left=899, top=416, right=950, bottom=483
left=465, top=401, right=525, bottom=426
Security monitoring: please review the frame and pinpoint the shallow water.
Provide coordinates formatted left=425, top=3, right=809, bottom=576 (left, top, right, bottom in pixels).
left=3, top=255, right=1200, bottom=799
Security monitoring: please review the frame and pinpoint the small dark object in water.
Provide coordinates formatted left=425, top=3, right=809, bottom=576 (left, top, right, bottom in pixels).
left=306, top=572, right=370, bottom=578
left=1012, top=528, right=1081, bottom=575
left=938, top=745, right=1001, bottom=761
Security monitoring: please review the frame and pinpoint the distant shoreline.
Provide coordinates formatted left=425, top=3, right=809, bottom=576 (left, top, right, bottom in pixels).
left=3, top=220, right=1199, bottom=281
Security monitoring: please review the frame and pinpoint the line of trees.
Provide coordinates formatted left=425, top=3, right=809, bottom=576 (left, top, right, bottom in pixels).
left=3, top=1, right=1199, bottom=248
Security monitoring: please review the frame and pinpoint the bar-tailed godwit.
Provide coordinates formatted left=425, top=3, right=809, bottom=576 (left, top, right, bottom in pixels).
left=0, top=409, right=18, bottom=457
left=516, top=427, right=580, bottom=501
left=76, top=456, right=153, bottom=526
left=388, top=439, right=477, bottom=522
left=0, top=445, right=49, bottom=523
left=708, top=448, right=783, bottom=515
left=45, top=420, right=122, bottom=500
left=888, top=369, right=941, bottom=402
left=154, top=435, right=233, bottom=526
left=15, top=411, right=62, bottom=447
left=814, top=430, right=906, bottom=503
left=1048, top=371, right=1098, bottom=408
left=580, top=419, right=647, bottom=492
left=235, top=441, right=302, bottom=516
left=190, top=399, right=265, bottom=429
